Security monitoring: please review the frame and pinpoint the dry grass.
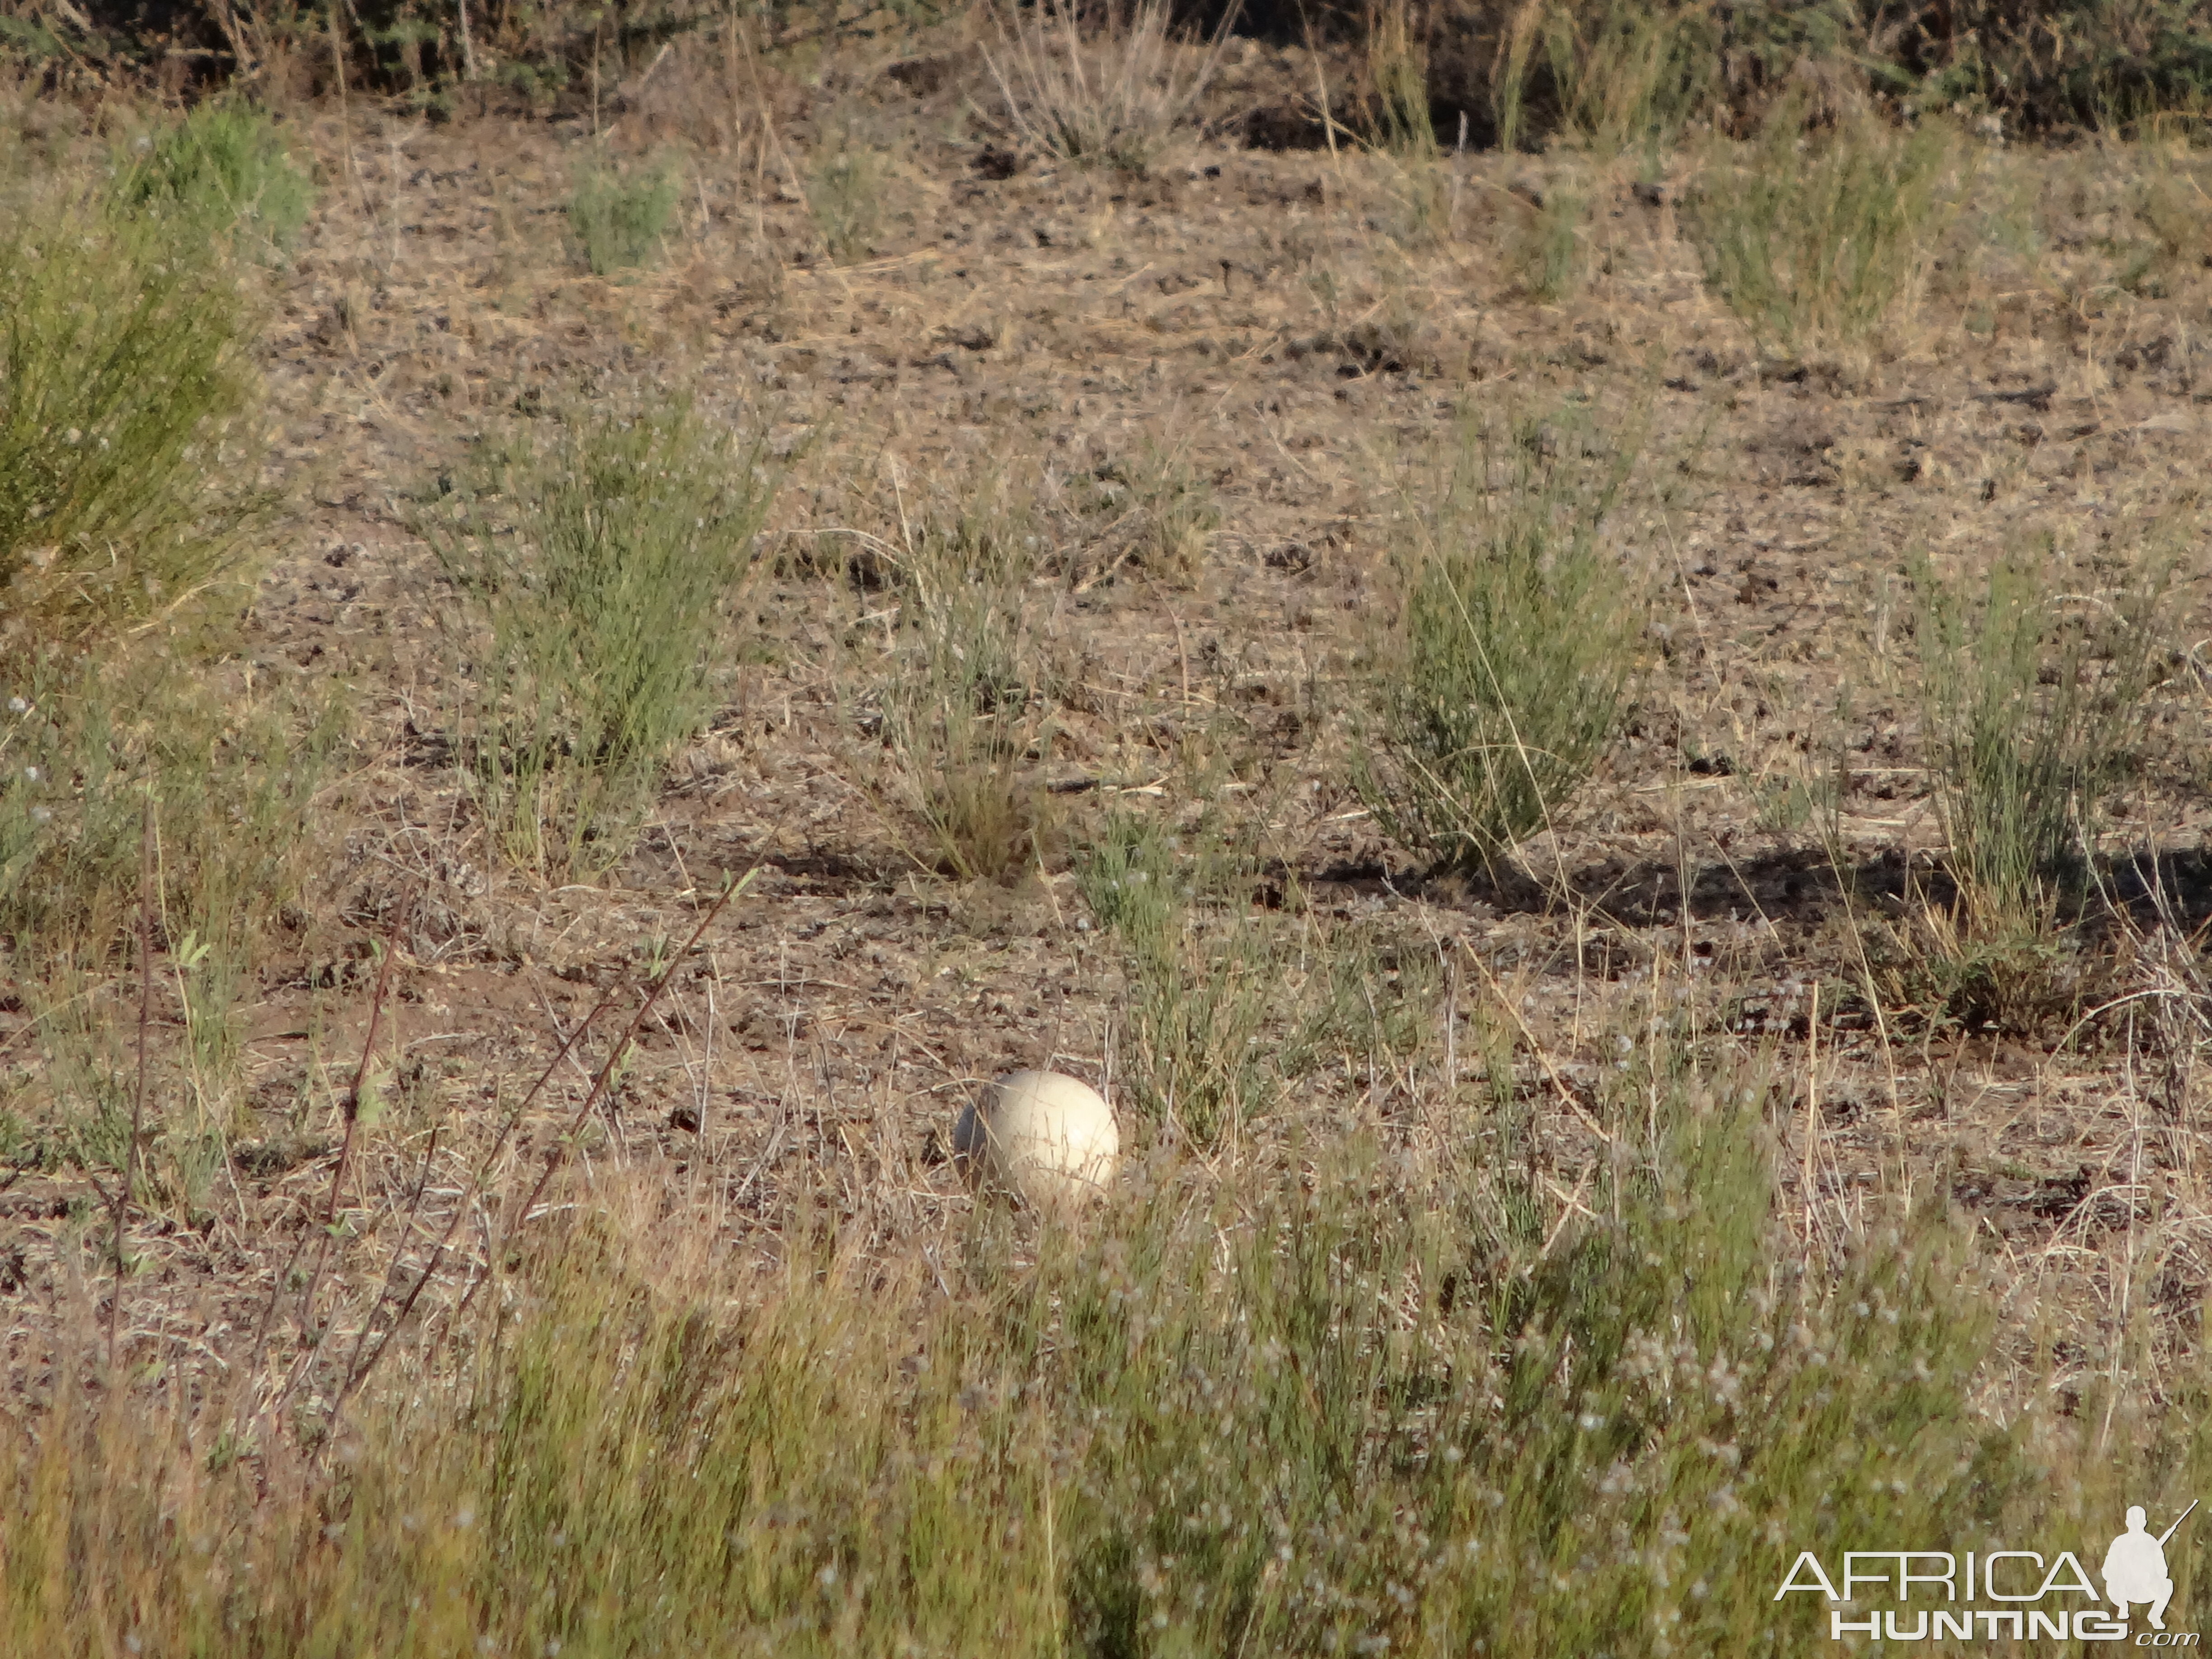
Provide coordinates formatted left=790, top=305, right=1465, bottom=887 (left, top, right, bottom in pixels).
left=984, top=0, right=1239, bottom=173
left=3, top=21, right=2212, bottom=1648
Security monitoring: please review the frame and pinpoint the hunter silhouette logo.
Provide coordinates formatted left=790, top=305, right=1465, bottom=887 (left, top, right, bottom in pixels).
left=2105, top=1503, right=2197, bottom=1632
left=1776, top=1500, right=2201, bottom=1642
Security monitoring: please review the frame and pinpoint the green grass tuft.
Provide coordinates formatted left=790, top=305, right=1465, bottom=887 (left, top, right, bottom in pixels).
left=808, top=141, right=890, bottom=264
left=1685, top=104, right=1957, bottom=354
left=0, top=187, right=261, bottom=651
left=568, top=150, right=682, bottom=276
left=118, top=101, right=316, bottom=254
left=1912, top=546, right=2168, bottom=928
left=425, top=399, right=773, bottom=881
left=1356, top=408, right=1646, bottom=872
left=881, top=498, right=1054, bottom=884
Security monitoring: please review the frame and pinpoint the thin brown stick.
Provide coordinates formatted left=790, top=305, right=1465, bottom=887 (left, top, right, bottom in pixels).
left=292, top=885, right=415, bottom=1330
left=108, top=798, right=157, bottom=1369
left=256, top=888, right=420, bottom=1430
left=332, top=979, right=623, bottom=1403
left=245, top=886, right=414, bottom=1378
left=132, top=801, right=154, bottom=1199
left=340, top=867, right=756, bottom=1409
left=329, top=1118, right=446, bottom=1388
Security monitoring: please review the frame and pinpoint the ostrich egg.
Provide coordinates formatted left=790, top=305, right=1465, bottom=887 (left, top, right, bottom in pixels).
left=953, top=1070, right=1120, bottom=1208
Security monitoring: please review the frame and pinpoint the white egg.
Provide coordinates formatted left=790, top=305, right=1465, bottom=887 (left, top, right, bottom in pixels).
left=953, top=1070, right=1120, bottom=1209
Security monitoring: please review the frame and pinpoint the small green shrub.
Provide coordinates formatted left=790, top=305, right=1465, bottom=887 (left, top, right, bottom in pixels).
left=876, top=497, right=1053, bottom=883
left=1850, top=546, right=2170, bottom=1034
left=0, top=189, right=259, bottom=649
left=119, top=102, right=316, bottom=253
left=0, top=647, right=343, bottom=986
left=1684, top=105, right=1956, bottom=353
left=1356, top=410, right=1645, bottom=872
left=808, top=142, right=889, bottom=264
left=1911, top=547, right=2167, bottom=929
left=568, top=150, right=681, bottom=276
left=425, top=400, right=773, bottom=880
left=1510, top=175, right=1589, bottom=300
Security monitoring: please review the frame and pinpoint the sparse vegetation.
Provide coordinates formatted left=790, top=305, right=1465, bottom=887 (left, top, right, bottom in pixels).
left=1357, top=409, right=1646, bottom=872
left=1078, top=809, right=1284, bottom=1142
left=1911, top=546, right=2166, bottom=928
left=0, top=148, right=321, bottom=1038
left=1498, top=0, right=1717, bottom=159
left=984, top=0, right=1234, bottom=173
left=0, top=650, right=340, bottom=954
left=1508, top=172, right=1589, bottom=300
left=1364, top=0, right=1437, bottom=157
left=1077, top=808, right=1451, bottom=1145
left=1685, top=106, right=1959, bottom=353
left=808, top=138, right=890, bottom=263
left=0, top=186, right=260, bottom=649
left=1071, top=442, right=1221, bottom=582
left=9, top=1044, right=2179, bottom=1655
left=860, top=474, right=1056, bottom=883
left=7, top=12, right=2212, bottom=1653
left=1861, top=545, right=2174, bottom=1031
left=118, top=101, right=316, bottom=253
left=424, top=400, right=772, bottom=879
left=567, top=148, right=681, bottom=275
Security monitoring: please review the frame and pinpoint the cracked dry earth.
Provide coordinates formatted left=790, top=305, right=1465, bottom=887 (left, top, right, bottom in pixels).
left=7, top=51, right=2212, bottom=1407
